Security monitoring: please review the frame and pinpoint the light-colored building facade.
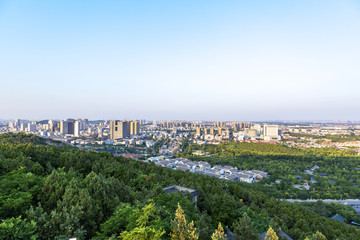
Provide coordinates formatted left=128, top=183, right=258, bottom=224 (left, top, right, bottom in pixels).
left=110, top=120, right=139, bottom=140
left=263, top=125, right=279, bottom=139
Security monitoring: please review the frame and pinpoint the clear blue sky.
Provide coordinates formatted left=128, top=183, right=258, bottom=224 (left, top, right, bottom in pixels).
left=1, top=0, right=359, bottom=121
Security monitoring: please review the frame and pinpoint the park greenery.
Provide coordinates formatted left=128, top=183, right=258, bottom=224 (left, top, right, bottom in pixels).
left=1, top=133, right=360, bottom=239
left=288, top=133, right=360, bottom=143
left=177, top=142, right=360, bottom=200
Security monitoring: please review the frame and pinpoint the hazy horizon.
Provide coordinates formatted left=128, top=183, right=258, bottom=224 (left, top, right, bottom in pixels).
left=1, top=118, right=359, bottom=123
left=1, top=0, right=360, bottom=120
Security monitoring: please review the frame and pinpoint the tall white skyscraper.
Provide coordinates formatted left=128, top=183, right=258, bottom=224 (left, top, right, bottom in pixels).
left=74, top=121, right=80, bottom=137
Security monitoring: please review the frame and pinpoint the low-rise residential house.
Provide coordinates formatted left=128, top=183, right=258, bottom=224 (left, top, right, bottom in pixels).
left=154, top=161, right=167, bottom=167
left=163, top=185, right=199, bottom=206
left=212, top=166, right=225, bottom=175
left=147, top=156, right=163, bottom=162
left=225, top=174, right=238, bottom=181
left=239, top=173, right=255, bottom=183
left=330, top=214, right=345, bottom=223
left=252, top=170, right=268, bottom=179
left=198, top=161, right=211, bottom=170
left=187, top=161, right=198, bottom=169
left=175, top=163, right=189, bottom=171
left=223, top=165, right=238, bottom=174
left=228, top=168, right=238, bottom=175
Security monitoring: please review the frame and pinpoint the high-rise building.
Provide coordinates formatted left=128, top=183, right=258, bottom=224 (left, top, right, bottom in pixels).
left=218, top=128, right=222, bottom=135
left=68, top=121, right=74, bottom=135
left=130, top=122, right=135, bottom=135
left=204, top=128, right=208, bottom=135
left=74, top=121, right=80, bottom=137
left=28, top=123, right=36, bottom=132
left=263, top=125, right=279, bottom=139
left=60, top=120, right=76, bottom=135
left=196, top=127, right=201, bottom=135
left=60, top=120, right=68, bottom=134
left=49, top=120, right=54, bottom=132
left=135, top=120, right=139, bottom=135
left=210, top=128, right=214, bottom=135
left=110, top=120, right=126, bottom=140
left=110, top=120, right=138, bottom=140
left=20, top=123, right=26, bottom=132
left=130, top=120, right=139, bottom=135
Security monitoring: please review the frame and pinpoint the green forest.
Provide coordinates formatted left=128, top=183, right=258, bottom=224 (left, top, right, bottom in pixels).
left=288, top=133, right=360, bottom=143
left=1, top=133, right=360, bottom=239
left=177, top=142, right=360, bottom=200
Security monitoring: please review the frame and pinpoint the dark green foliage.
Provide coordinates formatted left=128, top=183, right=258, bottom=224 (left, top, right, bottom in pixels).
left=290, top=133, right=360, bottom=143
left=181, top=141, right=356, bottom=158
left=0, top=132, right=47, bottom=145
left=232, top=213, right=259, bottom=240
left=299, top=201, right=360, bottom=223
left=0, top=216, right=37, bottom=240
left=0, top=168, right=42, bottom=218
left=0, top=134, right=360, bottom=239
left=177, top=142, right=360, bottom=200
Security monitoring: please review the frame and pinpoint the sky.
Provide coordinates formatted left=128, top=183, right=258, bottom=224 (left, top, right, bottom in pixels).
left=0, top=0, right=360, bottom=121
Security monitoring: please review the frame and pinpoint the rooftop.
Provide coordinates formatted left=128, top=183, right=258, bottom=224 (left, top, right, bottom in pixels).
left=163, top=185, right=199, bottom=197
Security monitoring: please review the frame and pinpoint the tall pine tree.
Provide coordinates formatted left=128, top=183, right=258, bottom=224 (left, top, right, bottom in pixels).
left=170, top=203, right=198, bottom=240
left=265, top=226, right=278, bottom=240
left=211, top=222, right=226, bottom=240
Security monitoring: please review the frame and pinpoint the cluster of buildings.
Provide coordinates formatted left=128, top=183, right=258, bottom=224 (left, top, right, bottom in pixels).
left=6, top=118, right=359, bottom=154
left=194, top=122, right=281, bottom=142
left=145, top=156, right=268, bottom=183
left=0, top=118, right=287, bottom=160
left=281, top=123, right=360, bottom=153
left=1, top=118, right=285, bottom=156
left=158, top=139, right=182, bottom=155
left=3, top=118, right=108, bottom=144
left=285, top=124, right=360, bottom=136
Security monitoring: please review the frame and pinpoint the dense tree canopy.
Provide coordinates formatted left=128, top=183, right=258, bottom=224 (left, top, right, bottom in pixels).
left=0, top=134, right=360, bottom=239
left=177, top=142, right=360, bottom=201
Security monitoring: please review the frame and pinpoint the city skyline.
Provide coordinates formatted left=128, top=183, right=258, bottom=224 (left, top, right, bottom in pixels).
left=1, top=0, right=360, bottom=120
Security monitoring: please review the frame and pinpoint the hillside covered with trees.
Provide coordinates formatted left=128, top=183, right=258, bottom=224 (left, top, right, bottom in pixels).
left=1, top=133, right=360, bottom=239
